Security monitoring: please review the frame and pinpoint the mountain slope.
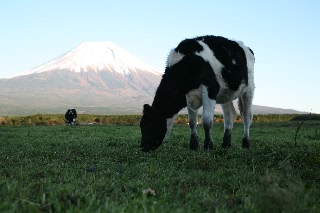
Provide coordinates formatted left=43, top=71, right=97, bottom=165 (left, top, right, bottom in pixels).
left=1, top=69, right=161, bottom=115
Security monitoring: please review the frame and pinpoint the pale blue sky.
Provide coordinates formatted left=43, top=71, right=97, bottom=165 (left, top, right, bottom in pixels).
left=1, top=0, right=319, bottom=113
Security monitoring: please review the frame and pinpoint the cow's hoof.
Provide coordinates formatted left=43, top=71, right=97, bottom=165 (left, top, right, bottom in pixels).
left=222, top=129, right=231, bottom=148
left=204, top=139, right=213, bottom=150
left=190, top=134, right=199, bottom=151
left=242, top=138, right=250, bottom=149
left=221, top=142, right=231, bottom=148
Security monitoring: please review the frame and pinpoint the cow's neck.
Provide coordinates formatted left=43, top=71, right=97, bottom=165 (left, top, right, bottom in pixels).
left=151, top=81, right=187, bottom=119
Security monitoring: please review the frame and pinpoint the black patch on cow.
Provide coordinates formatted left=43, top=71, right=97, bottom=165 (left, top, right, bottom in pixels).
left=152, top=55, right=220, bottom=118
left=175, top=38, right=204, bottom=55
left=195, top=35, right=249, bottom=91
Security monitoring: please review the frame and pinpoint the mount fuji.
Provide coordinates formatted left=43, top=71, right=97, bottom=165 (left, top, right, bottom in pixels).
left=1, top=42, right=162, bottom=115
left=0, top=42, right=304, bottom=116
left=15, top=42, right=160, bottom=77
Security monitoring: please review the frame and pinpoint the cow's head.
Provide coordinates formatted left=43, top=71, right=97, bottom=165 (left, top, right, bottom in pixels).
left=140, top=104, right=167, bottom=152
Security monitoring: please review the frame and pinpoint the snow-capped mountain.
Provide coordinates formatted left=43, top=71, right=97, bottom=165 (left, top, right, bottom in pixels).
left=1, top=42, right=163, bottom=115
left=15, top=41, right=160, bottom=77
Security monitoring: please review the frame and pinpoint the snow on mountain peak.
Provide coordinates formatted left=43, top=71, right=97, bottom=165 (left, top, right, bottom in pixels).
left=16, top=41, right=161, bottom=77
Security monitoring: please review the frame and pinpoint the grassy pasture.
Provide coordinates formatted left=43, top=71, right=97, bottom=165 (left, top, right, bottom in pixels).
left=0, top=121, right=320, bottom=212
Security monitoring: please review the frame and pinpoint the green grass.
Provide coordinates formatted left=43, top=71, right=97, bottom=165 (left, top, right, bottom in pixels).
left=1, top=122, right=319, bottom=212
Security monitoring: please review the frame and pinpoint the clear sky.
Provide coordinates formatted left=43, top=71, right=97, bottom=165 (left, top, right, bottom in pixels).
left=1, top=0, right=319, bottom=113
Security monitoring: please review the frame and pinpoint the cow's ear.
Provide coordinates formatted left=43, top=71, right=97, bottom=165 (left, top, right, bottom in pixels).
left=143, top=104, right=152, bottom=115
left=143, top=104, right=155, bottom=116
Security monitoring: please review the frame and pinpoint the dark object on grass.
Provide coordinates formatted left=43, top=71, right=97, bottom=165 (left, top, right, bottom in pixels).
left=65, top=108, right=77, bottom=125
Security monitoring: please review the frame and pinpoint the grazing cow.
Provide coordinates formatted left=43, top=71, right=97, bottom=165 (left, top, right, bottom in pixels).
left=140, top=35, right=255, bottom=152
left=65, top=108, right=77, bottom=125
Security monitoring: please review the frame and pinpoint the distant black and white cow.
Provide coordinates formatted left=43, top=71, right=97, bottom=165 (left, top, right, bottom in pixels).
left=140, top=35, right=255, bottom=152
left=65, top=108, right=77, bottom=125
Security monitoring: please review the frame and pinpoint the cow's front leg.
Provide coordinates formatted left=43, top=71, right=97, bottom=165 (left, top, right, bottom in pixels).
left=203, top=122, right=213, bottom=150
left=187, top=106, right=199, bottom=150
left=221, top=102, right=236, bottom=148
left=202, top=87, right=215, bottom=150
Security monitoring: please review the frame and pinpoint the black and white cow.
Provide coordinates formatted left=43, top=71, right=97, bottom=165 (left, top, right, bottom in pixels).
left=65, top=108, right=77, bottom=125
left=140, top=35, right=255, bottom=152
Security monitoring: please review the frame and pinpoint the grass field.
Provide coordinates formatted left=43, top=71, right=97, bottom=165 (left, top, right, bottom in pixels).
left=1, top=121, right=320, bottom=212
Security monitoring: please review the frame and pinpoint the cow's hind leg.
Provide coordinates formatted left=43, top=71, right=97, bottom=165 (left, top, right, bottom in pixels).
left=187, top=107, right=199, bottom=150
left=221, top=102, right=236, bottom=148
left=202, top=86, right=215, bottom=150
left=239, top=92, right=253, bottom=149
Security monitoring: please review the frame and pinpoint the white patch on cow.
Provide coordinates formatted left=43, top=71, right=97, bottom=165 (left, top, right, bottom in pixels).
left=163, top=114, right=178, bottom=142
left=166, top=49, right=184, bottom=67
left=195, top=41, right=227, bottom=89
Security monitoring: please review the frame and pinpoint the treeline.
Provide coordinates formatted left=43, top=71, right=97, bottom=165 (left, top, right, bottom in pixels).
left=0, top=114, right=304, bottom=127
